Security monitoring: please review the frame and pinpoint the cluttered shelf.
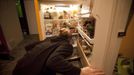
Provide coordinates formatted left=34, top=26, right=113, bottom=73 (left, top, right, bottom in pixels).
left=44, top=18, right=79, bottom=21
left=44, top=18, right=79, bottom=38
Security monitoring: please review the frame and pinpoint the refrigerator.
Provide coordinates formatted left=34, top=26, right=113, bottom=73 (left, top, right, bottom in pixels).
left=34, top=0, right=133, bottom=75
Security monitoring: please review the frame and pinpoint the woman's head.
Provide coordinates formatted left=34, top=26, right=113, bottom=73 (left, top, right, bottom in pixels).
left=59, top=28, right=72, bottom=40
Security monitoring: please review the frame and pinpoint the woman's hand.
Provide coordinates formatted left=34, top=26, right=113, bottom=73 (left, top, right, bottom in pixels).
left=80, top=66, right=105, bottom=75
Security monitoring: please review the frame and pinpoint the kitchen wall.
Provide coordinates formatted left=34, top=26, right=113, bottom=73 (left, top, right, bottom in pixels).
left=24, top=0, right=38, bottom=34
left=0, top=0, right=23, bottom=49
left=119, top=15, right=134, bottom=58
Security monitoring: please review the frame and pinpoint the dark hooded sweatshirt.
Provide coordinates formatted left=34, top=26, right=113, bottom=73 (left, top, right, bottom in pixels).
left=12, top=36, right=81, bottom=75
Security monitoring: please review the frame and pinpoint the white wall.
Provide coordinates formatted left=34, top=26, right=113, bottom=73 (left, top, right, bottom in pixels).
left=0, top=0, right=23, bottom=49
left=24, top=0, right=38, bottom=34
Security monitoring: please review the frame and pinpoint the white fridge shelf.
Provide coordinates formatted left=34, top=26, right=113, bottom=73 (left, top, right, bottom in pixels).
left=77, top=26, right=94, bottom=45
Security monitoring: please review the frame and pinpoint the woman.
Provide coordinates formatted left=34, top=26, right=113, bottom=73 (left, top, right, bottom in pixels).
left=12, top=28, right=104, bottom=75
